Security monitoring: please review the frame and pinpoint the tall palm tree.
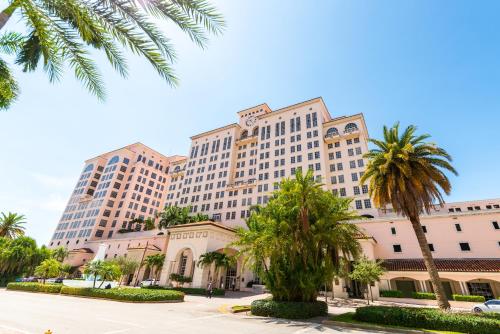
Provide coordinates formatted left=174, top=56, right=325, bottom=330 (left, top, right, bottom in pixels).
left=83, top=260, right=103, bottom=288
left=0, top=0, right=225, bottom=109
left=361, top=123, right=457, bottom=310
left=112, top=256, right=139, bottom=286
left=52, top=246, right=69, bottom=262
left=198, top=251, right=234, bottom=286
left=157, top=205, right=192, bottom=228
left=0, top=212, right=26, bottom=239
left=144, top=254, right=165, bottom=281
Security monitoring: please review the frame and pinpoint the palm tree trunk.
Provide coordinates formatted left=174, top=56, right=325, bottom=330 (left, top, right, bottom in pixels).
left=409, top=215, right=450, bottom=310
left=0, top=2, right=18, bottom=31
left=93, top=275, right=97, bottom=289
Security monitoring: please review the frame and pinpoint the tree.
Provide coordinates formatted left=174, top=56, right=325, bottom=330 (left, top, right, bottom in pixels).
left=349, top=257, right=385, bottom=304
left=112, top=256, right=139, bottom=286
left=52, top=246, right=69, bottom=262
left=0, top=0, right=225, bottom=109
left=197, top=251, right=234, bottom=287
left=34, top=258, right=61, bottom=284
left=143, top=217, right=156, bottom=231
left=157, top=205, right=192, bottom=228
left=0, top=212, right=26, bottom=239
left=234, top=170, right=362, bottom=302
left=361, top=123, right=458, bottom=310
left=144, top=254, right=165, bottom=282
left=97, top=261, right=121, bottom=288
left=83, top=260, right=103, bottom=288
left=60, top=263, right=72, bottom=278
left=0, top=236, right=50, bottom=285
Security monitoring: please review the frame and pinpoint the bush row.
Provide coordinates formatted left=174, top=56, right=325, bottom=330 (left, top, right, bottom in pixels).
left=7, top=282, right=62, bottom=293
left=60, top=286, right=184, bottom=302
left=379, top=290, right=486, bottom=302
left=354, top=306, right=500, bottom=334
left=143, top=285, right=225, bottom=296
left=6, top=282, right=184, bottom=302
left=250, top=299, right=328, bottom=319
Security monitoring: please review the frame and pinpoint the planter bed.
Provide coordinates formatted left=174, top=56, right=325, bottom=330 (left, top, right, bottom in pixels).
left=250, top=299, right=327, bottom=319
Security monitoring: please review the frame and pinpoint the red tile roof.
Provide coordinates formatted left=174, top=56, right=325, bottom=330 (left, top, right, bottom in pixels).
left=381, top=258, right=500, bottom=272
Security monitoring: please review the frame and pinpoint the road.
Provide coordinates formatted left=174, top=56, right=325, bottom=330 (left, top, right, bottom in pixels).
left=0, top=289, right=393, bottom=334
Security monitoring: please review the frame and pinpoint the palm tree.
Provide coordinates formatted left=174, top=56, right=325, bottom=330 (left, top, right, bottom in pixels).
left=52, top=246, right=69, bottom=262
left=0, top=0, right=225, bottom=109
left=97, top=261, right=122, bottom=288
left=0, top=212, right=26, bottom=239
left=157, top=205, right=192, bottom=228
left=112, top=256, right=139, bottom=286
left=144, top=254, right=165, bottom=282
left=83, top=260, right=103, bottom=288
left=198, top=251, right=234, bottom=288
left=361, top=123, right=457, bottom=310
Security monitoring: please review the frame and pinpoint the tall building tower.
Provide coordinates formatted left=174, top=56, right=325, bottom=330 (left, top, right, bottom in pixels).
left=49, top=143, right=184, bottom=249
left=164, top=97, right=377, bottom=229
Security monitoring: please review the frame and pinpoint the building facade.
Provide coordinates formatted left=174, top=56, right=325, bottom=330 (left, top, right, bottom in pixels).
left=49, top=98, right=500, bottom=300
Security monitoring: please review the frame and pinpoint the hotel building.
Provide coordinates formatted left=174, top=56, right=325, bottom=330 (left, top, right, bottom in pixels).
left=49, top=98, right=500, bottom=301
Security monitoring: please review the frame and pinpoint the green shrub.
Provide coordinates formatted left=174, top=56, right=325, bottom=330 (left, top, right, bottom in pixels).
left=60, top=286, right=184, bottom=302
left=354, top=306, right=500, bottom=334
left=169, top=273, right=192, bottom=283
left=379, top=290, right=403, bottom=298
left=452, top=294, right=485, bottom=302
left=250, top=299, right=327, bottom=319
left=143, top=285, right=225, bottom=296
left=7, top=282, right=62, bottom=293
left=412, top=292, right=436, bottom=300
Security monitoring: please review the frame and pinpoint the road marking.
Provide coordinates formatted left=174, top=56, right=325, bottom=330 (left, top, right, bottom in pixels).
left=0, top=324, right=34, bottom=334
left=217, top=304, right=230, bottom=314
left=102, top=329, right=131, bottom=334
left=97, top=318, right=145, bottom=328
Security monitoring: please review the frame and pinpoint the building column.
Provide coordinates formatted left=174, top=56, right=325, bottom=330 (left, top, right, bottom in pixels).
left=459, top=281, right=469, bottom=295
left=332, top=277, right=348, bottom=299
left=419, top=280, right=427, bottom=292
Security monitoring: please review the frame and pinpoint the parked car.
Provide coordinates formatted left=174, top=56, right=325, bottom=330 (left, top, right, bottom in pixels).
left=472, top=299, right=500, bottom=313
left=22, top=277, right=39, bottom=282
left=140, top=279, right=158, bottom=287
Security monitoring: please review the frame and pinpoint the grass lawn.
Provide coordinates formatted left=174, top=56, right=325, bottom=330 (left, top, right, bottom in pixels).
left=330, top=312, right=464, bottom=334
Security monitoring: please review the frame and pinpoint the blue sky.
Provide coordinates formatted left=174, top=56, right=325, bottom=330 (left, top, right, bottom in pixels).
left=1, top=0, right=499, bottom=245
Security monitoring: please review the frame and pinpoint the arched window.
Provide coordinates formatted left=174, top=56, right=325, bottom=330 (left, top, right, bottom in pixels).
left=240, top=130, right=248, bottom=139
left=345, top=123, right=358, bottom=133
left=83, top=164, right=94, bottom=173
left=107, top=155, right=120, bottom=165
left=326, top=127, right=339, bottom=137
left=252, top=126, right=259, bottom=136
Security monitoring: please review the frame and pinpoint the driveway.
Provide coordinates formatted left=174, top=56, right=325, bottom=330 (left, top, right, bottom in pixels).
left=0, top=289, right=397, bottom=334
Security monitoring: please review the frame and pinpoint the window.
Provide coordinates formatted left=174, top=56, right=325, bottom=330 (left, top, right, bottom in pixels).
left=393, top=244, right=402, bottom=253
left=391, top=227, right=396, bottom=235
left=493, top=221, right=499, bottom=230
left=355, top=200, right=362, bottom=209
left=459, top=242, right=471, bottom=251
left=364, top=199, right=372, bottom=208
left=428, top=243, right=435, bottom=252
left=422, top=225, right=427, bottom=233
left=178, top=254, right=188, bottom=275
left=455, top=223, right=462, bottom=232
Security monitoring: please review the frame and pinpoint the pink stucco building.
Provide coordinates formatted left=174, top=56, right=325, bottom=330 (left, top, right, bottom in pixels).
left=49, top=98, right=500, bottom=300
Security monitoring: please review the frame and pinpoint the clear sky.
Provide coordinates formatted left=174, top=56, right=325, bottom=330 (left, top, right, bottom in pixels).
left=1, top=0, right=499, bottom=245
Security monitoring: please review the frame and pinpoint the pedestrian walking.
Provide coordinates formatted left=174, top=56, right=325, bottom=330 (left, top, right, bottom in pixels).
left=206, top=281, right=213, bottom=299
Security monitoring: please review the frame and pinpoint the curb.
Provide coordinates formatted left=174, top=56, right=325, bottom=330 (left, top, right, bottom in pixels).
left=322, top=320, right=434, bottom=334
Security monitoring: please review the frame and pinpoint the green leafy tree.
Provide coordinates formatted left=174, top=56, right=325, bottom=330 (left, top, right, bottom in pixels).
left=0, top=212, right=26, bottom=238
left=34, top=258, right=61, bottom=284
left=112, top=256, right=139, bottom=286
left=97, top=261, right=122, bottom=288
left=349, top=257, right=385, bottom=304
left=234, top=170, right=362, bottom=302
left=197, top=251, right=234, bottom=287
left=0, top=236, right=50, bottom=285
left=60, top=263, right=72, bottom=278
left=52, top=246, right=69, bottom=262
left=361, top=123, right=457, bottom=310
left=83, top=260, right=103, bottom=288
left=157, top=205, right=191, bottom=228
left=0, top=0, right=225, bottom=109
left=144, top=254, right=165, bottom=281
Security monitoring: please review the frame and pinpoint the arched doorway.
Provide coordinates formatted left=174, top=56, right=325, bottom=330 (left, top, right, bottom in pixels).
left=466, top=279, right=499, bottom=300
left=390, top=277, right=418, bottom=298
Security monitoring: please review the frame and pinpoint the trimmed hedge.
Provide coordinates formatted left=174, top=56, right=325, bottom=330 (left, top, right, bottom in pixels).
left=412, top=292, right=436, bottom=300
left=354, top=306, right=500, bottom=334
left=60, top=286, right=184, bottom=302
left=250, top=299, right=328, bottom=319
left=7, top=282, right=62, bottom=294
left=379, top=290, right=403, bottom=298
left=143, top=285, right=225, bottom=296
left=453, top=294, right=485, bottom=302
